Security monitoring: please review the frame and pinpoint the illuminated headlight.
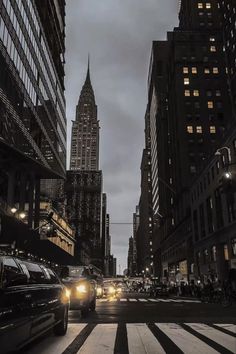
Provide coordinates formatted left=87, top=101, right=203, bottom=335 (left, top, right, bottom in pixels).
left=96, top=286, right=102, bottom=296
left=62, top=288, right=71, bottom=303
left=65, top=288, right=71, bottom=298
left=76, top=284, right=87, bottom=294
left=108, top=286, right=115, bottom=294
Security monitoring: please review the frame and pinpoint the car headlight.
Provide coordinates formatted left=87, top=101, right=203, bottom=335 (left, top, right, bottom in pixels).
left=108, top=286, right=115, bottom=294
left=76, top=284, right=87, bottom=294
left=96, top=287, right=102, bottom=296
left=62, top=287, right=71, bottom=303
left=65, top=288, right=71, bottom=298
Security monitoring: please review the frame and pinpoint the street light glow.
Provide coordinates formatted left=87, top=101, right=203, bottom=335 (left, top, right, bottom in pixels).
left=225, top=172, right=232, bottom=179
left=10, top=207, right=17, bottom=214
left=19, top=212, right=26, bottom=219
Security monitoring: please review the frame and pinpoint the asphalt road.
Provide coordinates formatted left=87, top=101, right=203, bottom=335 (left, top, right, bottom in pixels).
left=22, top=293, right=236, bottom=354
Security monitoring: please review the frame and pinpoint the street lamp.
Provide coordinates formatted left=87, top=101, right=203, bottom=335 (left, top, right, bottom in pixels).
left=10, top=207, right=17, bottom=214
left=215, top=146, right=231, bottom=163
left=19, top=212, right=26, bottom=220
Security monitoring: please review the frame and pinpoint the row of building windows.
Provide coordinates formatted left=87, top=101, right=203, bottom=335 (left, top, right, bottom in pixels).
left=183, top=67, right=219, bottom=75
left=198, top=3, right=212, bottom=10
left=197, top=239, right=236, bottom=265
left=187, top=125, right=216, bottom=134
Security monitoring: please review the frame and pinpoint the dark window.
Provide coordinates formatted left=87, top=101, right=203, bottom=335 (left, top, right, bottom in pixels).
left=215, top=188, right=224, bottom=229
left=199, top=203, right=206, bottom=238
left=206, top=197, right=214, bottom=233
left=21, top=261, right=46, bottom=284
left=193, top=209, right=199, bottom=241
left=3, top=258, right=24, bottom=287
left=47, top=268, right=60, bottom=284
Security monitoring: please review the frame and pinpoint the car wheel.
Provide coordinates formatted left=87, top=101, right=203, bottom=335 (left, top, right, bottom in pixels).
left=90, top=297, right=96, bottom=311
left=54, top=306, right=68, bottom=336
left=81, top=306, right=89, bottom=317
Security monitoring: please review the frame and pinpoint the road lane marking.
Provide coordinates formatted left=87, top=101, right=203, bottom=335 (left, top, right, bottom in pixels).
left=98, top=298, right=107, bottom=302
left=120, top=298, right=127, bottom=302
left=213, top=324, right=236, bottom=335
left=127, top=323, right=166, bottom=354
left=138, top=298, right=148, bottom=302
left=185, top=323, right=236, bottom=353
left=129, top=299, right=137, bottom=302
left=78, top=324, right=117, bottom=354
left=24, top=324, right=87, bottom=354
left=156, top=323, right=218, bottom=354
left=109, top=298, right=117, bottom=302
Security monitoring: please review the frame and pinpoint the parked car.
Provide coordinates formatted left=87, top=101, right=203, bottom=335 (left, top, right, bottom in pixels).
left=0, top=255, right=69, bottom=354
left=60, top=266, right=96, bottom=317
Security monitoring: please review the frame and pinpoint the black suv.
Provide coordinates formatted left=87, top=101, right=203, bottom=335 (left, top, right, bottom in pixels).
left=60, top=265, right=96, bottom=317
left=0, top=256, right=69, bottom=353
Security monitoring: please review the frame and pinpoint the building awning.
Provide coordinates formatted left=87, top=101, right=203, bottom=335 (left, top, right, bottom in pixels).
left=0, top=214, right=73, bottom=265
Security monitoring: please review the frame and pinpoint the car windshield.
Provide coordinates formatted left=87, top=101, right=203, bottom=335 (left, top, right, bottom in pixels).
left=68, top=267, right=84, bottom=277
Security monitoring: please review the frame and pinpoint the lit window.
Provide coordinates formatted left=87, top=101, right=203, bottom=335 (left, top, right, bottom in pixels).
left=192, top=67, right=197, bottom=74
left=213, top=67, right=219, bottom=74
left=193, top=90, right=200, bottom=96
left=198, top=3, right=203, bottom=8
left=232, top=238, right=236, bottom=256
left=187, top=126, right=193, bottom=133
left=210, top=126, right=216, bottom=133
left=185, top=90, right=190, bottom=96
left=196, top=126, right=202, bottom=133
left=206, top=3, right=211, bottom=9
left=183, top=67, right=189, bottom=74
left=184, top=78, right=190, bottom=85
left=224, top=244, right=229, bottom=261
left=204, top=68, right=210, bottom=74
left=208, top=101, right=214, bottom=109
left=210, top=46, right=216, bottom=52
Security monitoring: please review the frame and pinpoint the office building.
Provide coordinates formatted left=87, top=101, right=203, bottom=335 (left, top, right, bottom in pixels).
left=0, top=0, right=69, bottom=262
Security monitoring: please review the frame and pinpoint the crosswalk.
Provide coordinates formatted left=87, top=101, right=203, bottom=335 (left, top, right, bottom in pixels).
left=25, top=323, right=236, bottom=354
left=97, top=297, right=201, bottom=303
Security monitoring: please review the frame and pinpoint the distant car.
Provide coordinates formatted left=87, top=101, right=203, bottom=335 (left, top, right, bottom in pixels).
left=60, top=266, right=96, bottom=317
left=103, top=281, right=117, bottom=297
left=150, top=283, right=169, bottom=297
left=0, top=256, right=69, bottom=354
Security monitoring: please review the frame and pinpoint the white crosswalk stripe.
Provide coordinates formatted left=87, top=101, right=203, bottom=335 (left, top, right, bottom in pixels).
left=24, top=323, right=236, bottom=354
left=186, top=323, right=236, bottom=353
left=97, top=297, right=201, bottom=303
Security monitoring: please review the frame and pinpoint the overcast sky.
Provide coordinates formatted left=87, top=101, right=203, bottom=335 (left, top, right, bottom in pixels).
left=65, top=0, right=179, bottom=273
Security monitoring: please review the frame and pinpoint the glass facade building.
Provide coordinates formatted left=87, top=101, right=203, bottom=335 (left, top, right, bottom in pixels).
left=0, top=0, right=66, bottom=176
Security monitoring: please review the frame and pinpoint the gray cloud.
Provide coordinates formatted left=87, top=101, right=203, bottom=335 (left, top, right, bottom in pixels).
left=65, top=0, right=179, bottom=272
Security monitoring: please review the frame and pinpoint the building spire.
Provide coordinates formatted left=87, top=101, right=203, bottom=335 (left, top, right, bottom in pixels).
left=85, top=53, right=90, bottom=84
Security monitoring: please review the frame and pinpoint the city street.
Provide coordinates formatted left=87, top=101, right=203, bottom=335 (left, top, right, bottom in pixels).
left=22, top=294, right=236, bottom=354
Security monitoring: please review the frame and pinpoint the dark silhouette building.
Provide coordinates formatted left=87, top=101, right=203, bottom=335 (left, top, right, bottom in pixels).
left=66, top=170, right=102, bottom=268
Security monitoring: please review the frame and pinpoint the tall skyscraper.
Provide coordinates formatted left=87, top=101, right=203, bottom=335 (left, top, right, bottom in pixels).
left=66, top=60, right=103, bottom=267
left=142, top=0, right=235, bottom=281
left=70, top=60, right=100, bottom=171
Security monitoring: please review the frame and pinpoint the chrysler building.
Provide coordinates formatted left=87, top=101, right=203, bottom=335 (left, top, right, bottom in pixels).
left=70, top=61, right=99, bottom=170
